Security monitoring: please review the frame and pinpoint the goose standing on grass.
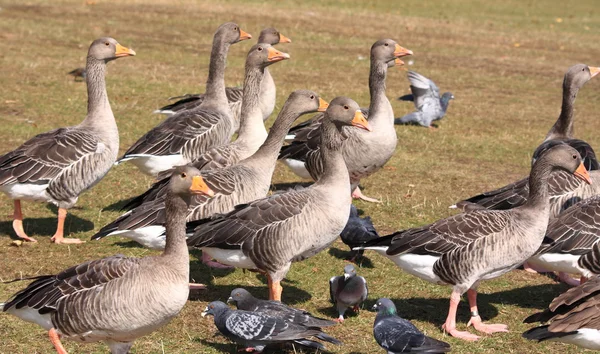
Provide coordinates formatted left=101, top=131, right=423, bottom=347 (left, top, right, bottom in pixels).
left=356, top=145, right=592, bottom=341
left=154, top=27, right=291, bottom=129
left=0, top=37, right=135, bottom=244
left=394, top=71, right=454, bottom=129
left=279, top=39, right=412, bottom=202
left=1, top=167, right=214, bottom=354
left=187, top=97, right=371, bottom=300
left=117, top=22, right=251, bottom=176
left=92, top=91, right=328, bottom=270
left=523, top=275, right=600, bottom=350
left=453, top=64, right=600, bottom=212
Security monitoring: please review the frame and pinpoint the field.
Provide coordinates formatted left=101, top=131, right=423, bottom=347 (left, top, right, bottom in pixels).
left=1, top=0, right=600, bottom=353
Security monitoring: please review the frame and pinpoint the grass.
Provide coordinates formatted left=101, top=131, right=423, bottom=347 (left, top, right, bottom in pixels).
left=1, top=0, right=600, bottom=352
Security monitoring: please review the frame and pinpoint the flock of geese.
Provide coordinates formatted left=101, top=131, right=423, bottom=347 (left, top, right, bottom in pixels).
left=1, top=20, right=600, bottom=354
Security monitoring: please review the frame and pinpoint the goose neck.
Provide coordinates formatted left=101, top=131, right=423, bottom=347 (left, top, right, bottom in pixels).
left=203, top=38, right=231, bottom=108
left=236, top=65, right=267, bottom=143
left=367, top=60, right=392, bottom=126
left=315, top=122, right=349, bottom=185
left=162, top=191, right=191, bottom=269
left=546, top=79, right=578, bottom=141
left=524, top=160, right=553, bottom=209
left=80, top=57, right=117, bottom=135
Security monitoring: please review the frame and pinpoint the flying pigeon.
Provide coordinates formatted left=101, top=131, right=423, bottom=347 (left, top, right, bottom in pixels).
left=329, top=264, right=368, bottom=322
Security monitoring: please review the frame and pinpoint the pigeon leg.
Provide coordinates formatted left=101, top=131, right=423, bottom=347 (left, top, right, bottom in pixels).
left=51, top=208, right=84, bottom=244
left=201, top=252, right=234, bottom=269
left=441, top=289, right=480, bottom=341
left=12, top=200, right=36, bottom=242
left=466, top=289, right=508, bottom=334
left=351, top=186, right=381, bottom=203
left=48, top=328, right=68, bottom=354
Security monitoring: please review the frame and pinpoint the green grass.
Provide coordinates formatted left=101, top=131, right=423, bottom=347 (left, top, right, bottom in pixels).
left=1, top=0, right=600, bottom=352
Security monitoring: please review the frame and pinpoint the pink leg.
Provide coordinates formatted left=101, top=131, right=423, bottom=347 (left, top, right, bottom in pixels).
left=48, top=328, right=68, bottom=354
left=466, top=289, right=509, bottom=334
left=442, top=290, right=480, bottom=341
left=188, top=283, right=207, bottom=290
left=581, top=276, right=589, bottom=285
left=12, top=200, right=36, bottom=242
left=201, top=252, right=234, bottom=269
left=522, top=261, right=540, bottom=273
left=558, top=272, right=581, bottom=286
left=333, top=315, right=344, bottom=323
left=351, top=186, right=381, bottom=203
left=51, top=208, right=84, bottom=244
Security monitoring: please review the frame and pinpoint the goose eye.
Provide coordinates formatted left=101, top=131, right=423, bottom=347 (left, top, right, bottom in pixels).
left=343, top=105, right=349, bottom=110
left=573, top=154, right=577, bottom=159
left=384, top=43, right=389, bottom=46
left=181, top=172, right=187, bottom=178
left=310, top=95, right=315, bottom=99
left=257, top=47, right=263, bottom=51
left=234, top=27, right=238, bottom=31
left=105, top=42, right=110, bottom=46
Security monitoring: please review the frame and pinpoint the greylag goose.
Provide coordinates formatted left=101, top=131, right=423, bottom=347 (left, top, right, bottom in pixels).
left=201, top=301, right=338, bottom=352
left=356, top=144, right=592, bottom=341
left=394, top=71, right=454, bottom=128
left=1, top=166, right=214, bottom=353
left=186, top=97, right=371, bottom=301
left=279, top=39, right=412, bottom=202
left=340, top=205, right=379, bottom=261
left=0, top=37, right=135, bottom=244
left=66, top=68, right=86, bottom=81
left=117, top=22, right=251, bottom=176
left=372, top=298, right=451, bottom=353
left=154, top=27, right=291, bottom=131
left=527, top=194, right=600, bottom=286
left=92, top=91, right=328, bottom=263
left=453, top=64, right=600, bottom=212
left=329, top=264, right=368, bottom=322
left=523, top=275, right=600, bottom=350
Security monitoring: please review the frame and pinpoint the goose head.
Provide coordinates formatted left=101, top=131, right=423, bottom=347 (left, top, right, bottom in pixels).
left=541, top=144, right=592, bottom=184
left=371, top=39, right=412, bottom=67
left=286, top=90, right=329, bottom=113
left=88, top=37, right=135, bottom=62
left=247, top=43, right=290, bottom=69
left=216, top=22, right=252, bottom=44
left=326, top=97, right=371, bottom=132
left=564, top=64, right=600, bottom=92
left=258, top=27, right=291, bottom=44
left=170, top=166, right=215, bottom=202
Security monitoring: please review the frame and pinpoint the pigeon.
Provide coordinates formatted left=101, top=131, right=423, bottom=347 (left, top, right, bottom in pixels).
left=340, top=205, right=379, bottom=261
left=228, top=288, right=342, bottom=345
left=329, top=264, right=368, bottom=322
left=395, top=71, right=454, bottom=128
left=67, top=67, right=86, bottom=81
left=372, top=298, right=451, bottom=353
left=202, top=301, right=336, bottom=352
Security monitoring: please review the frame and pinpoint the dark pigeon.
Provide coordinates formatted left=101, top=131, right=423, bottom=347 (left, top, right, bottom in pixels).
left=67, top=67, right=86, bottom=81
left=228, top=288, right=341, bottom=345
left=372, top=298, right=451, bottom=353
left=340, top=205, right=379, bottom=261
left=395, top=71, right=454, bottom=128
left=329, top=264, right=368, bottom=322
left=202, top=301, right=336, bottom=353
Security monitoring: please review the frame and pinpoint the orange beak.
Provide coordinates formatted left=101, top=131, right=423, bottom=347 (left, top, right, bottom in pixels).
left=115, top=43, right=136, bottom=57
left=351, top=110, right=371, bottom=131
left=394, top=58, right=405, bottom=66
left=394, top=43, right=413, bottom=58
left=267, top=46, right=290, bottom=62
left=239, top=29, right=252, bottom=41
left=589, top=66, right=600, bottom=78
left=279, top=33, right=292, bottom=43
left=574, top=162, right=592, bottom=184
left=190, top=176, right=215, bottom=197
left=317, top=98, right=329, bottom=112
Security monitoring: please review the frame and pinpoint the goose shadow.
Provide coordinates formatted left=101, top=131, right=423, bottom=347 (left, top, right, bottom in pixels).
left=327, top=247, right=375, bottom=268
left=0, top=205, right=94, bottom=239
left=101, top=197, right=137, bottom=212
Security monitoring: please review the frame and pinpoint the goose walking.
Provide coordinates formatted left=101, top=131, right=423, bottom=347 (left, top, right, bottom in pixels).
left=154, top=27, right=291, bottom=130
left=279, top=39, right=412, bottom=202
left=0, top=37, right=135, bottom=244
left=117, top=22, right=251, bottom=176
left=357, top=144, right=592, bottom=341
left=187, top=97, right=371, bottom=301
left=1, top=167, right=214, bottom=353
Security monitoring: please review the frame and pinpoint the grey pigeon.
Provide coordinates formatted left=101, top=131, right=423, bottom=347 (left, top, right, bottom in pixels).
left=202, top=301, right=335, bottom=353
left=329, top=264, right=368, bottom=322
left=372, top=298, right=451, bottom=353
left=67, top=67, right=86, bottom=81
left=395, top=71, right=454, bottom=128
left=340, top=205, right=379, bottom=261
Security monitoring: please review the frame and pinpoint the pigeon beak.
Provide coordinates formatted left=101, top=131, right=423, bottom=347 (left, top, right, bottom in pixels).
left=317, top=98, right=329, bottom=112
left=574, top=162, right=592, bottom=184
left=201, top=311, right=208, bottom=317
left=371, top=304, right=378, bottom=311
left=351, top=110, right=371, bottom=131
left=344, top=274, right=350, bottom=280
left=589, top=66, right=600, bottom=78
left=227, top=297, right=234, bottom=304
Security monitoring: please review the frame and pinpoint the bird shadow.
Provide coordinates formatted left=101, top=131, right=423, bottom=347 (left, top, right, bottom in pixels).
left=196, top=338, right=327, bottom=353
left=271, top=182, right=313, bottom=192
left=327, top=247, right=375, bottom=268
left=101, top=197, right=137, bottom=212
left=0, top=205, right=94, bottom=240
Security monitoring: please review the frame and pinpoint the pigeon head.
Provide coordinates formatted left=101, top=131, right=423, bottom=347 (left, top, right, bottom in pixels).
left=371, top=298, right=397, bottom=315
left=201, top=301, right=229, bottom=317
left=442, top=92, right=454, bottom=102
left=343, top=264, right=357, bottom=280
left=228, top=288, right=253, bottom=306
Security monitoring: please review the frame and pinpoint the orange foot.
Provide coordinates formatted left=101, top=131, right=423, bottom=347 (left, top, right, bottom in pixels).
left=442, top=324, right=480, bottom=341
left=467, top=316, right=509, bottom=334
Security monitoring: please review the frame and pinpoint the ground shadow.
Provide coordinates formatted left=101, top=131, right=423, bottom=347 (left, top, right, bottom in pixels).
left=187, top=279, right=312, bottom=305
left=196, top=338, right=332, bottom=353
left=327, top=247, right=375, bottom=268
left=101, top=197, right=137, bottom=212
left=0, top=205, right=94, bottom=240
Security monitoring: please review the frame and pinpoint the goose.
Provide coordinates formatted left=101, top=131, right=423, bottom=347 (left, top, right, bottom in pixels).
left=1, top=167, right=214, bottom=353
left=527, top=194, right=600, bottom=286
left=0, top=37, right=135, bottom=244
left=356, top=144, right=592, bottom=341
left=394, top=71, right=454, bottom=128
left=186, top=97, right=371, bottom=301
left=117, top=22, right=251, bottom=176
left=453, top=64, right=600, bottom=213
left=92, top=90, right=328, bottom=268
left=154, top=27, right=291, bottom=131
left=279, top=39, right=412, bottom=202
left=523, top=275, right=600, bottom=350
